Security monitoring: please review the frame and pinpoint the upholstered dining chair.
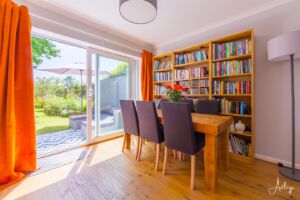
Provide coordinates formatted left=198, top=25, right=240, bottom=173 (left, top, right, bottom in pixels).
left=157, top=98, right=168, bottom=109
left=161, top=102, right=205, bottom=190
left=180, top=98, right=194, bottom=112
left=136, top=101, right=165, bottom=171
left=195, top=99, right=219, bottom=114
left=120, top=100, right=140, bottom=160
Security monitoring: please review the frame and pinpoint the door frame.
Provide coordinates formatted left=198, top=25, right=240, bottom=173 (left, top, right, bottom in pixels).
left=86, top=48, right=137, bottom=144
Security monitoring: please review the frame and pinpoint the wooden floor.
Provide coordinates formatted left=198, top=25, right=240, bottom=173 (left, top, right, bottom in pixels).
left=0, top=137, right=299, bottom=200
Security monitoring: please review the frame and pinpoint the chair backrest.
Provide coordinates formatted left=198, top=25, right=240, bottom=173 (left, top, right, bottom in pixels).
left=157, top=98, right=168, bottom=109
left=120, top=100, right=139, bottom=136
left=136, top=101, right=164, bottom=143
left=161, top=102, right=199, bottom=154
left=195, top=99, right=219, bottom=114
left=180, top=98, right=194, bottom=112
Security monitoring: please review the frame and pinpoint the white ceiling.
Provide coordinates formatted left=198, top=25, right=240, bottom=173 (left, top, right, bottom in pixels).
left=28, top=0, right=289, bottom=48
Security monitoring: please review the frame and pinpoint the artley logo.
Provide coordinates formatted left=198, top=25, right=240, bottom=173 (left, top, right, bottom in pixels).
left=268, top=177, right=294, bottom=195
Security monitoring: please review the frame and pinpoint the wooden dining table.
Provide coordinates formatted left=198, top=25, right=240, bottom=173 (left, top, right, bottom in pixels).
left=125, top=109, right=233, bottom=193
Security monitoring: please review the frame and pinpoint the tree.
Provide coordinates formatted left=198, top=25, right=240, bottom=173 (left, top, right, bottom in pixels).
left=109, top=62, right=128, bottom=78
left=31, top=36, right=60, bottom=68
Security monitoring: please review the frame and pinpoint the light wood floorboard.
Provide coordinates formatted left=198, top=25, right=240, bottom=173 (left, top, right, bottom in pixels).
left=0, top=138, right=299, bottom=200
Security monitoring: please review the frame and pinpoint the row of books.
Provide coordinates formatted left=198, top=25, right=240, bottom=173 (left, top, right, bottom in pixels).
left=154, top=72, right=172, bottom=82
left=174, top=69, right=190, bottom=81
left=190, top=88, right=209, bottom=95
left=220, top=98, right=250, bottom=115
left=212, top=39, right=251, bottom=59
left=191, top=79, right=209, bottom=87
left=213, top=81, right=251, bottom=94
left=178, top=80, right=190, bottom=88
left=154, top=85, right=167, bottom=95
left=191, top=66, right=209, bottom=79
left=229, top=135, right=251, bottom=156
left=175, top=48, right=208, bottom=65
left=212, top=59, right=251, bottom=76
left=154, top=58, right=172, bottom=71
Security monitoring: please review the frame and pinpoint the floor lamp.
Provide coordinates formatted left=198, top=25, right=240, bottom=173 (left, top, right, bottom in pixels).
left=268, top=30, right=300, bottom=181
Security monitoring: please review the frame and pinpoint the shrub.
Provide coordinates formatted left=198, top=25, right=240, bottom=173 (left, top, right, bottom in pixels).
left=43, top=95, right=83, bottom=116
left=35, top=96, right=44, bottom=108
left=60, top=109, right=69, bottom=117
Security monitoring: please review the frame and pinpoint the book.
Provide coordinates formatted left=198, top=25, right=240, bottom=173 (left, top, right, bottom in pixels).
left=213, top=39, right=251, bottom=60
left=212, top=58, right=251, bottom=76
left=213, top=80, right=251, bottom=95
left=154, top=72, right=172, bottom=82
left=154, top=58, right=172, bottom=71
left=191, top=64, right=209, bottom=79
left=229, top=135, right=251, bottom=156
left=175, top=48, right=208, bottom=65
left=174, top=69, right=190, bottom=81
left=220, top=98, right=249, bottom=115
left=154, top=85, right=167, bottom=95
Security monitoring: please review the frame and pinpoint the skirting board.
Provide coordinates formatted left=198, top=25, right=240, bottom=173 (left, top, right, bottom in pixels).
left=255, top=153, right=300, bottom=170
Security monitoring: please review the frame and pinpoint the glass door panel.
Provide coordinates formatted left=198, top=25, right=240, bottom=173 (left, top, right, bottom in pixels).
left=90, top=52, right=130, bottom=139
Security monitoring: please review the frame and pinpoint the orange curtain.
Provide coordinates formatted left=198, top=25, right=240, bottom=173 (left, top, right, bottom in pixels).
left=0, top=0, right=36, bottom=185
left=141, top=50, right=153, bottom=101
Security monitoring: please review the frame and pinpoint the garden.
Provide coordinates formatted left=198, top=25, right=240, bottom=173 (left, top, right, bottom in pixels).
left=34, top=76, right=87, bottom=134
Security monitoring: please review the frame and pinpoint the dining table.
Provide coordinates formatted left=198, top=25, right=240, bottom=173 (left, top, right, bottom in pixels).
left=124, top=109, right=233, bottom=193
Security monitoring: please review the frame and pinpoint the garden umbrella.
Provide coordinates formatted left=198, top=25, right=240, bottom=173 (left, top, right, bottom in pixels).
left=38, top=64, right=101, bottom=112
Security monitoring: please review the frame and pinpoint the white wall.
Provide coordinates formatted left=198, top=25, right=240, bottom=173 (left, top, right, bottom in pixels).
left=156, top=0, right=300, bottom=167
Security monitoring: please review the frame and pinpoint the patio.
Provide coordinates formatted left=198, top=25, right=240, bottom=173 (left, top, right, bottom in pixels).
left=37, top=129, right=86, bottom=155
left=37, top=110, right=123, bottom=156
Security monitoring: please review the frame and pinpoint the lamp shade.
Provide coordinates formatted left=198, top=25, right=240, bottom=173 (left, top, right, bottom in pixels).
left=267, top=30, right=300, bottom=61
left=119, top=0, right=157, bottom=24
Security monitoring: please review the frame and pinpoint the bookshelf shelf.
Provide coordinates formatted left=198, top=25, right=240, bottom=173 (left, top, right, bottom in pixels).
left=154, top=68, right=173, bottom=72
left=220, top=113, right=252, bottom=118
left=153, top=81, right=172, bottom=84
left=211, top=73, right=252, bottom=79
left=188, top=94, right=209, bottom=97
left=212, top=94, right=252, bottom=97
left=229, top=152, right=252, bottom=162
left=174, top=59, right=209, bottom=68
left=153, top=29, right=255, bottom=162
left=212, top=54, right=251, bottom=62
left=230, top=131, right=252, bottom=137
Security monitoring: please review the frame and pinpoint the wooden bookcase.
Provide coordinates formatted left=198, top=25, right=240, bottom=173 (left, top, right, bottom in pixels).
left=153, top=29, right=255, bottom=161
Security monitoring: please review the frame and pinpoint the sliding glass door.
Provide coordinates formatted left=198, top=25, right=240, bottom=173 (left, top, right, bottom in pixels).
left=87, top=49, right=134, bottom=142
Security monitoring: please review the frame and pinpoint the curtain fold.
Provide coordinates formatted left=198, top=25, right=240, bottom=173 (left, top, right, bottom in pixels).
left=141, top=50, right=153, bottom=101
left=0, top=0, right=36, bottom=185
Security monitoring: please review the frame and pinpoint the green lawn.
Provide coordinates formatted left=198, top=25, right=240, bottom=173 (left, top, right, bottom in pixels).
left=35, top=108, right=70, bottom=135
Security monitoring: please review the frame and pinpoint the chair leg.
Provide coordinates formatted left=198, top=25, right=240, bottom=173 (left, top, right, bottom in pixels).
left=135, top=137, right=141, bottom=160
left=173, top=150, right=177, bottom=159
left=162, top=147, right=168, bottom=175
left=122, top=133, right=127, bottom=152
left=190, top=155, right=196, bottom=190
left=137, top=137, right=143, bottom=161
left=155, top=143, right=160, bottom=171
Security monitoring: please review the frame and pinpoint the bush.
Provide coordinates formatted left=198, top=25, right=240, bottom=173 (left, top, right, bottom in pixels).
left=35, top=96, right=44, bottom=108
left=43, top=95, right=82, bottom=116
left=60, top=109, right=69, bottom=117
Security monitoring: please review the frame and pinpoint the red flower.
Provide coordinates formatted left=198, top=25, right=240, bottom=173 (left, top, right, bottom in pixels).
left=173, top=84, right=183, bottom=91
left=165, top=85, right=172, bottom=90
left=181, top=87, right=188, bottom=92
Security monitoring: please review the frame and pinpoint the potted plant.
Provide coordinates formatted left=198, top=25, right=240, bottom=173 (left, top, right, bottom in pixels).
left=165, top=84, right=188, bottom=102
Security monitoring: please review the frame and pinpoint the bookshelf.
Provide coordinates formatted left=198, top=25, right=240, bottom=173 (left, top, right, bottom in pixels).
left=153, top=29, right=255, bottom=161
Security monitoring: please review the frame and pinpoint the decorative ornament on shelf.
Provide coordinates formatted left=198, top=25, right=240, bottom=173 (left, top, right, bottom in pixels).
left=165, top=84, right=187, bottom=102
left=235, top=120, right=246, bottom=133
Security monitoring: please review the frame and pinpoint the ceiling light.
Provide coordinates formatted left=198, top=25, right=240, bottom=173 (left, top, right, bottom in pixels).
left=119, top=0, right=157, bottom=24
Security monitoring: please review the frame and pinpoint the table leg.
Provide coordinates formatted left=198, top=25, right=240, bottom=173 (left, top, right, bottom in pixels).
left=125, top=133, right=131, bottom=150
left=219, top=129, right=229, bottom=170
left=204, top=134, right=217, bottom=193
